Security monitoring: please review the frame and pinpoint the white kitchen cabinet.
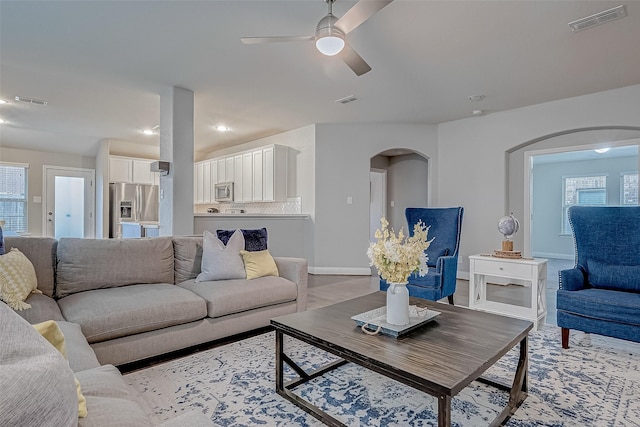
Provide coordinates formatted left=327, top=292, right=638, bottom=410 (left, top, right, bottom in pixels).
left=242, top=153, right=253, bottom=202
left=262, top=145, right=287, bottom=202
left=202, top=160, right=212, bottom=204
left=217, top=159, right=226, bottom=183
left=233, top=155, right=243, bottom=202
left=210, top=160, right=218, bottom=187
left=109, top=157, right=133, bottom=183
left=132, top=160, right=154, bottom=185
left=225, top=157, right=234, bottom=183
left=110, top=156, right=160, bottom=185
left=252, top=150, right=263, bottom=201
left=195, top=162, right=205, bottom=204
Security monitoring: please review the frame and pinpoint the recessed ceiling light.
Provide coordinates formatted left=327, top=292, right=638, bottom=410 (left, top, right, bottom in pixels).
left=472, top=109, right=484, bottom=116
left=0, top=119, right=5, bottom=123
left=594, top=148, right=611, bottom=154
left=141, top=129, right=156, bottom=136
left=215, top=125, right=230, bottom=132
left=0, top=100, right=8, bottom=105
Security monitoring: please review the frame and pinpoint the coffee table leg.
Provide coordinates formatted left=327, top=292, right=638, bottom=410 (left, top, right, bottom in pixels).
left=438, top=395, right=451, bottom=427
left=275, top=329, right=284, bottom=393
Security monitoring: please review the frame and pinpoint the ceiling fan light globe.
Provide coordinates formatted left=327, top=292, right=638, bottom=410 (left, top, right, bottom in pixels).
left=316, top=36, right=345, bottom=56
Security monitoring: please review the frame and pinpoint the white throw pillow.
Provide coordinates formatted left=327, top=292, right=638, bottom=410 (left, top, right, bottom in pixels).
left=196, top=229, right=246, bottom=281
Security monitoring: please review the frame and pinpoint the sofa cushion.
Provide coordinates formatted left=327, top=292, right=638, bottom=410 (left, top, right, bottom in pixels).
left=173, top=236, right=204, bottom=284
left=0, top=248, right=42, bottom=310
left=75, top=364, right=153, bottom=427
left=12, top=293, right=65, bottom=324
left=179, top=276, right=297, bottom=318
left=0, top=302, right=78, bottom=427
left=557, top=288, right=640, bottom=326
left=587, top=259, right=640, bottom=292
left=57, top=283, right=207, bottom=343
left=32, top=320, right=88, bottom=418
left=196, top=230, right=246, bottom=282
left=57, top=321, right=101, bottom=373
left=4, top=236, right=57, bottom=297
left=56, top=237, right=174, bottom=298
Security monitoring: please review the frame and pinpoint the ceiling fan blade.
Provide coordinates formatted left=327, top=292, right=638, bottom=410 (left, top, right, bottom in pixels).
left=241, top=35, right=314, bottom=45
left=335, top=0, right=394, bottom=34
left=339, top=43, right=372, bottom=76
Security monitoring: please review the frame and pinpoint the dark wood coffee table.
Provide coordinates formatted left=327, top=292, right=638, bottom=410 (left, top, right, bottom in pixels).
left=271, top=292, right=532, bottom=427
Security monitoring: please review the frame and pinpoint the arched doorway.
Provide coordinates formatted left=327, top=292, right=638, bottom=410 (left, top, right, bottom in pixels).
left=369, top=149, right=429, bottom=239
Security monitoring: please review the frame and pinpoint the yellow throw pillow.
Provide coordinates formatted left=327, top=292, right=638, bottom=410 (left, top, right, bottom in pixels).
left=240, top=250, right=279, bottom=280
left=33, top=320, right=87, bottom=418
left=0, top=248, right=41, bottom=310
left=33, top=320, right=68, bottom=358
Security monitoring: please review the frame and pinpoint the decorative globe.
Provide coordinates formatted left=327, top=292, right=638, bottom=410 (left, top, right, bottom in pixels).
left=498, top=213, right=519, bottom=240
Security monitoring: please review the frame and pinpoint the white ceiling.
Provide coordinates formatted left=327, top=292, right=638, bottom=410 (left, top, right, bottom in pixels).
left=1, top=1, right=640, bottom=158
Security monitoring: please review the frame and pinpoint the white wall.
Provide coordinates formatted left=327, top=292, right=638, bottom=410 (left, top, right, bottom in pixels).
left=531, top=155, right=638, bottom=259
left=0, top=146, right=95, bottom=237
left=437, top=84, right=640, bottom=275
left=313, top=123, right=438, bottom=274
left=387, top=154, right=429, bottom=232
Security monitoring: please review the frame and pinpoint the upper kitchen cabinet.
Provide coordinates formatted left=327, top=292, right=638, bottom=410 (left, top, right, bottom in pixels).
left=262, top=145, right=287, bottom=202
left=109, top=156, right=160, bottom=185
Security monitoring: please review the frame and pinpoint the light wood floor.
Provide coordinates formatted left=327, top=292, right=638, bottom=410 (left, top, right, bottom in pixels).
left=307, top=258, right=572, bottom=327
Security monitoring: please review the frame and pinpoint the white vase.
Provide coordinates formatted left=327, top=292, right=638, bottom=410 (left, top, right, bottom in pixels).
left=386, top=282, right=410, bottom=326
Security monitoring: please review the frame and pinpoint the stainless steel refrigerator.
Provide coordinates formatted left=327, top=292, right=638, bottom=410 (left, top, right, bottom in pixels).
left=109, top=183, right=159, bottom=238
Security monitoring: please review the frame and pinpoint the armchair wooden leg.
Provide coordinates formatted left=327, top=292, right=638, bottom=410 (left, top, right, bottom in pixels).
left=561, top=328, right=570, bottom=349
left=447, top=295, right=454, bottom=305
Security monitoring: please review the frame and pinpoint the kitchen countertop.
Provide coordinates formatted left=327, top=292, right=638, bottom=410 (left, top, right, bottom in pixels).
left=194, top=213, right=309, bottom=219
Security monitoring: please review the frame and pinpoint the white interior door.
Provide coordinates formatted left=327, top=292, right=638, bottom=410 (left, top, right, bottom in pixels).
left=44, top=166, right=95, bottom=239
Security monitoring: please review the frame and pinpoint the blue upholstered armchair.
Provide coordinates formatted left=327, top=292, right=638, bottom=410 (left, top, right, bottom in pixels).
left=558, top=206, right=640, bottom=349
left=380, top=207, right=464, bottom=304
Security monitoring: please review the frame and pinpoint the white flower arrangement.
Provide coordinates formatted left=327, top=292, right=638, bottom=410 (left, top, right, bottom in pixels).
left=367, top=217, right=433, bottom=284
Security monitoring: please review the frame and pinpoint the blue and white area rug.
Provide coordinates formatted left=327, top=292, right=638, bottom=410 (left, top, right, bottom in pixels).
left=125, top=327, right=640, bottom=426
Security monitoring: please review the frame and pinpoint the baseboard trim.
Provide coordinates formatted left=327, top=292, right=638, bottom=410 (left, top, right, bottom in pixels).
left=532, top=252, right=574, bottom=260
left=309, top=267, right=372, bottom=275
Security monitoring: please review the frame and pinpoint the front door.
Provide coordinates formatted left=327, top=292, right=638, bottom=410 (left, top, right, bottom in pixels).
left=43, top=166, right=95, bottom=239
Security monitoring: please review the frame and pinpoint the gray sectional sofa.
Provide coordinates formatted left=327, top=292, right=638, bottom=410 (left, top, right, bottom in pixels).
left=0, top=235, right=308, bottom=426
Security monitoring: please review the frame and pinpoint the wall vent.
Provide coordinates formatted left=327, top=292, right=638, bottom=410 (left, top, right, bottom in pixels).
left=568, top=5, right=627, bottom=32
left=14, top=96, right=48, bottom=105
left=334, top=95, right=357, bottom=104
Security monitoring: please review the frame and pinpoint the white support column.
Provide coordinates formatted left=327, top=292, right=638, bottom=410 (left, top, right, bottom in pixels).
left=159, top=86, right=194, bottom=236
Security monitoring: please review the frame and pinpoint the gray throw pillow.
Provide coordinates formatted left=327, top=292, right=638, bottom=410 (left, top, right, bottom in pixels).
left=196, top=230, right=246, bottom=282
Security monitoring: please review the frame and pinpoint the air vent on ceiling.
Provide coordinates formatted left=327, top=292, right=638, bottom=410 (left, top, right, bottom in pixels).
left=14, top=96, right=48, bottom=105
left=568, top=5, right=627, bottom=32
left=334, top=95, right=357, bottom=105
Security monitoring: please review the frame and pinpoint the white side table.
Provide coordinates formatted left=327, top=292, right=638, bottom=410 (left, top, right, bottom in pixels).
left=468, top=254, right=548, bottom=329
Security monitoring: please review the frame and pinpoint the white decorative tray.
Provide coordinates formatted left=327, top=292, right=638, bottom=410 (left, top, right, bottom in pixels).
left=351, top=306, right=440, bottom=338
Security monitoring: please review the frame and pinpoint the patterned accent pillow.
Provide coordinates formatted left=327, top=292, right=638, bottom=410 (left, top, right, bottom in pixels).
left=0, top=248, right=42, bottom=310
left=217, top=228, right=268, bottom=252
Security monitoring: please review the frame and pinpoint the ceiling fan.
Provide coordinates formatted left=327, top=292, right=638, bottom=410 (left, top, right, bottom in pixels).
left=241, top=0, right=393, bottom=76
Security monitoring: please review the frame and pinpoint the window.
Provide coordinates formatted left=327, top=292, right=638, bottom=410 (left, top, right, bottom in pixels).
left=0, top=163, right=29, bottom=232
left=562, top=175, right=607, bottom=234
left=621, top=173, right=638, bottom=205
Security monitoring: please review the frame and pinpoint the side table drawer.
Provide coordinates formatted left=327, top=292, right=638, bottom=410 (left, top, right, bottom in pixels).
left=472, top=259, right=532, bottom=280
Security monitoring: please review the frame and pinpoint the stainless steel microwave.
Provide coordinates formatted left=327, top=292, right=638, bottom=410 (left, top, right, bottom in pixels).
left=214, top=182, right=234, bottom=202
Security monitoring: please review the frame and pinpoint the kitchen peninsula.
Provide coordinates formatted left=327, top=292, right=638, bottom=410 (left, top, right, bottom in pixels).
left=194, top=213, right=309, bottom=259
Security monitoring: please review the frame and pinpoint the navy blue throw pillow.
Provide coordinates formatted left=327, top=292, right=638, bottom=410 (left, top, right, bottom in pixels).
left=217, top=228, right=268, bottom=252
left=0, top=225, right=4, bottom=256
